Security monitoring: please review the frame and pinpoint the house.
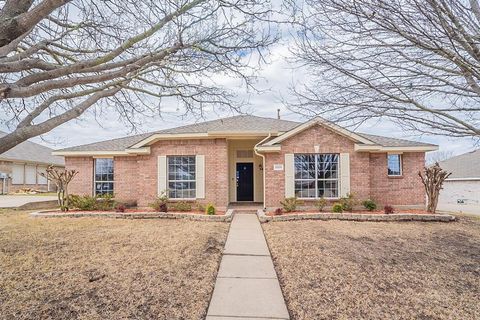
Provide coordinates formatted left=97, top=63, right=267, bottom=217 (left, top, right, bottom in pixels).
left=437, top=149, right=480, bottom=214
left=53, top=115, right=437, bottom=210
left=0, top=131, right=65, bottom=194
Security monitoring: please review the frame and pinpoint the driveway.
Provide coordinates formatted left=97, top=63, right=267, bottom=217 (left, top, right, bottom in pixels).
left=438, top=203, right=480, bottom=216
left=0, top=195, right=58, bottom=208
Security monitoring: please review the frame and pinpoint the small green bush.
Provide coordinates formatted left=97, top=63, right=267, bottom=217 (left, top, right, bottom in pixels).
left=280, top=197, right=300, bottom=212
left=315, top=197, right=328, bottom=212
left=96, top=194, right=115, bottom=211
left=340, top=193, right=356, bottom=212
left=362, top=199, right=377, bottom=211
left=332, top=202, right=343, bottom=213
left=151, top=190, right=169, bottom=212
left=69, top=195, right=97, bottom=211
left=205, top=204, right=216, bottom=215
left=173, top=201, right=192, bottom=212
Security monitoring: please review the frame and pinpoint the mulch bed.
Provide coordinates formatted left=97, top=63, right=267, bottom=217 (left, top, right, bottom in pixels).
left=267, top=209, right=430, bottom=216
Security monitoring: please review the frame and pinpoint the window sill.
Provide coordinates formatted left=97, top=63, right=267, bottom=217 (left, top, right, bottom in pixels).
left=387, top=175, right=403, bottom=179
left=169, top=198, right=197, bottom=201
left=297, top=197, right=340, bottom=201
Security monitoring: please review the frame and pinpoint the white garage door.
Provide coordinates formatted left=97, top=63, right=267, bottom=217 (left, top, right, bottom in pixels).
left=438, top=180, right=480, bottom=215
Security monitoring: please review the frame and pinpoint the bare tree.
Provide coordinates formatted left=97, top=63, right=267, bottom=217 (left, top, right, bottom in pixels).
left=288, top=0, right=480, bottom=139
left=426, top=150, right=454, bottom=164
left=0, top=0, right=276, bottom=153
left=419, top=163, right=451, bottom=213
left=39, top=166, right=78, bottom=211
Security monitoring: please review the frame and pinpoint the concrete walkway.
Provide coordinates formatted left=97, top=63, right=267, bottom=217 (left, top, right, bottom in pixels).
left=207, top=212, right=290, bottom=320
left=0, top=195, right=57, bottom=208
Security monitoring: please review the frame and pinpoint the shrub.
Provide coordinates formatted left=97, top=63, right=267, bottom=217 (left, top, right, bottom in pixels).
left=173, top=201, right=192, bottom=212
left=69, top=195, right=97, bottom=211
left=280, top=197, right=300, bottom=212
left=274, top=208, right=283, bottom=216
left=151, top=190, right=169, bottom=212
left=384, top=205, right=394, bottom=214
left=339, top=193, right=356, bottom=212
left=315, top=197, right=328, bottom=212
left=115, top=204, right=126, bottom=213
left=96, top=194, right=115, bottom=211
left=332, top=202, right=343, bottom=213
left=205, top=204, right=216, bottom=215
left=362, top=199, right=377, bottom=211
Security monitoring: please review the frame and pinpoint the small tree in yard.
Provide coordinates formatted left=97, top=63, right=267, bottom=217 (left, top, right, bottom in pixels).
left=419, top=163, right=451, bottom=214
left=39, top=166, right=78, bottom=211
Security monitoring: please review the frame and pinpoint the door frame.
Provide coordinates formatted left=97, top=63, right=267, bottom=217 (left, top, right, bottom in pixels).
left=235, top=161, right=255, bottom=202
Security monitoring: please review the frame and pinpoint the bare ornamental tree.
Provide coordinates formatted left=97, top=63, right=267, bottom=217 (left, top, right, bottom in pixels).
left=419, top=162, right=451, bottom=213
left=39, top=166, right=78, bottom=211
left=289, top=0, right=480, bottom=139
left=0, top=0, right=276, bottom=154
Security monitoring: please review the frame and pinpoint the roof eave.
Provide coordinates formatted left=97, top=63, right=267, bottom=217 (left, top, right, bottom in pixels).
left=52, top=147, right=151, bottom=157
left=354, top=144, right=438, bottom=152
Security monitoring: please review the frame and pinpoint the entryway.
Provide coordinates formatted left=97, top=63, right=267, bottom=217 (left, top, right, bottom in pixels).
left=236, top=162, right=254, bottom=201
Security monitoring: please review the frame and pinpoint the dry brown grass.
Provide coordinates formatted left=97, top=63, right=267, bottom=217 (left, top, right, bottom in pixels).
left=0, top=210, right=229, bottom=319
left=263, top=216, right=480, bottom=320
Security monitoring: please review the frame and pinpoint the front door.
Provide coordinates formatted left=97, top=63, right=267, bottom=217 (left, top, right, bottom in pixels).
left=236, top=162, right=254, bottom=201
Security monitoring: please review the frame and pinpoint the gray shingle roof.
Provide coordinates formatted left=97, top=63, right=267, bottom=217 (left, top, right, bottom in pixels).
left=356, top=133, right=436, bottom=147
left=56, top=115, right=435, bottom=152
left=0, top=131, right=65, bottom=166
left=438, top=149, right=480, bottom=179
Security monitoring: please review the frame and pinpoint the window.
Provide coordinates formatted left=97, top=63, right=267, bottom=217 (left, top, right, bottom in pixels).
left=94, top=158, right=114, bottom=195
left=168, top=156, right=196, bottom=199
left=294, top=154, right=339, bottom=198
left=387, top=154, right=402, bottom=176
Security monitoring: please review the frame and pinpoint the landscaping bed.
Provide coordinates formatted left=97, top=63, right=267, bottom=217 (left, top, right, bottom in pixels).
left=259, top=210, right=455, bottom=222
left=0, top=209, right=229, bottom=319
left=31, top=209, right=233, bottom=222
left=263, top=216, right=480, bottom=319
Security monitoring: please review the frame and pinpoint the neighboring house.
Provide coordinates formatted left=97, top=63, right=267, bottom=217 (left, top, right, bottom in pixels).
left=0, top=131, right=65, bottom=194
left=53, top=115, right=437, bottom=209
left=438, top=149, right=480, bottom=214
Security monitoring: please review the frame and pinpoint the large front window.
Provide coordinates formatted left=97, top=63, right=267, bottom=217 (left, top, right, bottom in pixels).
left=94, top=158, right=114, bottom=195
left=294, top=154, right=339, bottom=198
left=387, top=154, right=402, bottom=176
left=168, top=156, right=196, bottom=199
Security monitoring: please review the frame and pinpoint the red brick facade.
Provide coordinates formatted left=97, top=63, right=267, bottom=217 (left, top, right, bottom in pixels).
left=263, top=124, right=425, bottom=208
left=66, top=138, right=229, bottom=209
left=65, top=124, right=426, bottom=209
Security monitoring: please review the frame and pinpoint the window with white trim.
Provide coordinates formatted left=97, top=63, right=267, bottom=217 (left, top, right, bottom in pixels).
left=294, top=154, right=339, bottom=198
left=168, top=156, right=196, bottom=199
left=94, top=158, right=114, bottom=195
left=387, top=154, right=402, bottom=176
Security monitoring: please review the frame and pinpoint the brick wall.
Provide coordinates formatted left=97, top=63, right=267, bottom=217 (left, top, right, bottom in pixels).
left=65, top=138, right=229, bottom=209
left=264, top=124, right=426, bottom=208
left=66, top=157, right=93, bottom=196
left=369, top=152, right=425, bottom=206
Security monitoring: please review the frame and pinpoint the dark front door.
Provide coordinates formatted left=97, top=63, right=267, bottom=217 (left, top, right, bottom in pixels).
left=236, top=162, right=254, bottom=201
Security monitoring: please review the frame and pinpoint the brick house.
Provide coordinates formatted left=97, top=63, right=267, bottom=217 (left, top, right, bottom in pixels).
left=53, top=115, right=437, bottom=210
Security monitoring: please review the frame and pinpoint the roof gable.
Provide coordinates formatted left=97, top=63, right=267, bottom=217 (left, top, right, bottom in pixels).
left=263, top=117, right=376, bottom=146
left=439, top=149, right=480, bottom=179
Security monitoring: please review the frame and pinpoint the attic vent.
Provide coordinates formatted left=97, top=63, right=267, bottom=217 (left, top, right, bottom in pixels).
left=236, top=150, right=254, bottom=158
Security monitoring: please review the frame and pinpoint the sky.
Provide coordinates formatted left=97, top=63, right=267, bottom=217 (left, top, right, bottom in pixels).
left=1, top=10, right=478, bottom=159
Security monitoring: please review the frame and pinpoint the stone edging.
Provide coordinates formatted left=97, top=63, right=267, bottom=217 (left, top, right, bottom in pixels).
left=257, top=209, right=455, bottom=223
left=30, top=209, right=234, bottom=222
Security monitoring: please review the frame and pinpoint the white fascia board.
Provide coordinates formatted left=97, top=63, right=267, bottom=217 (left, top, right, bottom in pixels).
left=129, top=133, right=210, bottom=148
left=445, top=177, right=480, bottom=181
left=52, top=147, right=151, bottom=157
left=354, top=144, right=439, bottom=152
left=255, top=145, right=281, bottom=152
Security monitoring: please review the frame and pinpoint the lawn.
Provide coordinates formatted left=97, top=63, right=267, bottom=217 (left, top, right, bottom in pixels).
left=263, top=216, right=480, bottom=320
left=0, top=210, right=229, bottom=319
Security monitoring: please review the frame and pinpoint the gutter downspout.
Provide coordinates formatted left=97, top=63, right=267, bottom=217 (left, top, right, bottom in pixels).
left=254, top=133, right=271, bottom=211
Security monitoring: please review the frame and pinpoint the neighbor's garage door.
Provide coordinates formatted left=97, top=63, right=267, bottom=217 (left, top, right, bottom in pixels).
left=438, top=180, right=480, bottom=215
